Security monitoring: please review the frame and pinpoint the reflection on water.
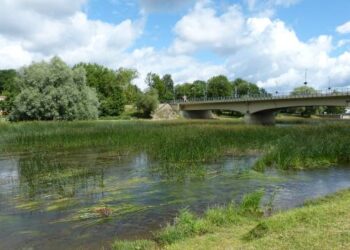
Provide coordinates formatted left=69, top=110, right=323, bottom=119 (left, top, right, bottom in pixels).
left=1, top=151, right=350, bottom=249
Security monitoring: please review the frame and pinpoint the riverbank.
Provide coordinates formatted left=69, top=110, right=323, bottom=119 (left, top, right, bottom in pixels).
left=113, top=189, right=350, bottom=249
left=0, top=120, right=349, bottom=170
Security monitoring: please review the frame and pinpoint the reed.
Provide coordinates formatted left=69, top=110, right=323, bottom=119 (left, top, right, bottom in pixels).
left=0, top=120, right=349, bottom=170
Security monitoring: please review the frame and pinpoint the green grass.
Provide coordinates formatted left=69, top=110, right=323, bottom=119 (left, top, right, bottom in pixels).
left=168, top=189, right=350, bottom=250
left=112, top=240, right=157, bottom=250
left=0, top=120, right=350, bottom=171
left=113, top=191, right=264, bottom=249
left=113, top=189, right=350, bottom=249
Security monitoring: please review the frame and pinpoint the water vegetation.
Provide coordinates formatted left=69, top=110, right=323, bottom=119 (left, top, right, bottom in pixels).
left=0, top=120, right=349, bottom=171
left=113, top=189, right=350, bottom=250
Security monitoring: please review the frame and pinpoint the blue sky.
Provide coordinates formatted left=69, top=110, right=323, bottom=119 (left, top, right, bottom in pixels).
left=0, top=0, right=350, bottom=90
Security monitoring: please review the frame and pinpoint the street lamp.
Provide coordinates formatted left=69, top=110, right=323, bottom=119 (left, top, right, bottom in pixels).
left=205, top=82, right=208, bottom=100
left=304, top=69, right=308, bottom=86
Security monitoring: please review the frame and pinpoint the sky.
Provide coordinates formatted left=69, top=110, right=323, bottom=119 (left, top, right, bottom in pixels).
left=1, top=0, right=350, bottom=91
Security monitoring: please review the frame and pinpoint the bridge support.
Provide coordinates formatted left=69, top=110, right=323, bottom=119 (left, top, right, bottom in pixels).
left=181, top=110, right=215, bottom=119
left=244, top=111, right=276, bottom=125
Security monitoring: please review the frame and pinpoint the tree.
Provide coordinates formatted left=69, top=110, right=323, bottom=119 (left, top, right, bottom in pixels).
left=146, top=73, right=175, bottom=102
left=207, top=75, right=232, bottom=97
left=0, top=69, right=18, bottom=113
left=291, top=86, right=318, bottom=96
left=175, top=83, right=192, bottom=99
left=115, top=68, right=140, bottom=104
left=232, top=78, right=263, bottom=97
left=162, top=74, right=175, bottom=101
left=9, top=57, right=99, bottom=121
left=0, top=69, right=16, bottom=94
left=135, top=89, right=159, bottom=118
left=77, top=63, right=125, bottom=116
left=289, top=86, right=318, bottom=117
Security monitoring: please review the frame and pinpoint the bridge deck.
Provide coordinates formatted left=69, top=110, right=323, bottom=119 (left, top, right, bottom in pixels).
left=172, top=89, right=350, bottom=105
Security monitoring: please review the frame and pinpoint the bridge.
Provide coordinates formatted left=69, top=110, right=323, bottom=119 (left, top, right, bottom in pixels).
left=171, top=89, right=350, bottom=125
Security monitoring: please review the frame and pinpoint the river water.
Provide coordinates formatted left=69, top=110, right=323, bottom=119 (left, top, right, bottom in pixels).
left=0, top=150, right=350, bottom=249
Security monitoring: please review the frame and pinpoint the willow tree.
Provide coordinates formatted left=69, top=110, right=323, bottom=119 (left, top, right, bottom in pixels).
left=10, top=57, right=99, bottom=121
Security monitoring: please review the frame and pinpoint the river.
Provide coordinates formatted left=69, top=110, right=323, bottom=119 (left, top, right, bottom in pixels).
left=0, top=150, right=350, bottom=249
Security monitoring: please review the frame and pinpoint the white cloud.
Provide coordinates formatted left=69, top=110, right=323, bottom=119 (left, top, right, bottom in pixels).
left=337, top=21, right=350, bottom=34
left=0, top=0, right=349, bottom=92
left=0, top=0, right=143, bottom=69
left=171, top=1, right=350, bottom=90
left=118, top=47, right=228, bottom=88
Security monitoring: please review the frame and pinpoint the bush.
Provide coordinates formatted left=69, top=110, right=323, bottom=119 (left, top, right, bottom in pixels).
left=9, top=57, right=99, bottom=121
left=135, top=89, right=159, bottom=118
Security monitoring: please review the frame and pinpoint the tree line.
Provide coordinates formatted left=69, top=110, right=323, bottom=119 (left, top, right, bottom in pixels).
left=0, top=57, right=345, bottom=121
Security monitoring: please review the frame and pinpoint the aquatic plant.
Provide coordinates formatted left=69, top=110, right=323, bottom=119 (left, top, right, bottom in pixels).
left=114, top=190, right=264, bottom=248
left=0, top=120, right=349, bottom=171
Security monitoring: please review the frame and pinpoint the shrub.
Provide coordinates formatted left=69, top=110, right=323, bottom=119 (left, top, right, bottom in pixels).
left=135, top=89, right=159, bottom=118
left=9, top=57, right=99, bottom=121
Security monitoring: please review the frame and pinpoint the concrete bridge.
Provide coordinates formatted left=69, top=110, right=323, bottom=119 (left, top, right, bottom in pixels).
left=171, top=90, right=350, bottom=125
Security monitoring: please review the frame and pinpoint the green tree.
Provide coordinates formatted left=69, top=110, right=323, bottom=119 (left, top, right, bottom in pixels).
left=146, top=73, right=166, bottom=101
left=162, top=74, right=175, bottom=101
left=77, top=63, right=125, bottom=116
left=115, top=68, right=140, bottom=104
left=146, top=73, right=176, bottom=102
left=291, top=86, right=318, bottom=96
left=207, top=75, right=233, bottom=97
left=0, top=69, right=18, bottom=113
left=10, top=57, right=99, bottom=121
left=135, top=89, right=159, bottom=118
left=232, top=78, right=263, bottom=97
left=289, top=86, right=318, bottom=117
left=175, top=83, right=192, bottom=99
left=0, top=69, right=16, bottom=94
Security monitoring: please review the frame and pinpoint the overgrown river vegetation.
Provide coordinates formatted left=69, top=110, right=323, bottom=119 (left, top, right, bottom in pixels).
left=0, top=119, right=350, bottom=249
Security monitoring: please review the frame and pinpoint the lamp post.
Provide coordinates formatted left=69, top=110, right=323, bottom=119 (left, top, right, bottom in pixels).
left=205, top=82, right=208, bottom=100
left=304, top=69, right=308, bottom=86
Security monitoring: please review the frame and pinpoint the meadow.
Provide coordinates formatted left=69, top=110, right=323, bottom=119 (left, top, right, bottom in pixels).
left=0, top=119, right=349, bottom=170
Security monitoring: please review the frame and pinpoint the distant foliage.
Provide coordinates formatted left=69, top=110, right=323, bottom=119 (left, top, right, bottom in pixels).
left=232, top=78, right=268, bottom=97
left=146, top=73, right=174, bottom=102
left=77, top=63, right=136, bottom=116
left=10, top=57, right=99, bottom=121
left=135, top=89, right=159, bottom=117
left=207, top=75, right=232, bottom=97
left=175, top=80, right=206, bottom=99
left=291, top=86, right=318, bottom=96
left=0, top=69, right=18, bottom=114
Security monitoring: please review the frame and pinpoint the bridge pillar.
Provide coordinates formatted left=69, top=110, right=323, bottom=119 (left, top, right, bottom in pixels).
left=181, top=110, right=215, bottom=119
left=244, top=110, right=275, bottom=125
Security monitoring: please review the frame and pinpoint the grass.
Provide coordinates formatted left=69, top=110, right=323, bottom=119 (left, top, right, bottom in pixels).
left=112, top=189, right=350, bottom=250
left=167, top=189, right=350, bottom=250
left=0, top=120, right=349, bottom=170
left=113, top=191, right=265, bottom=249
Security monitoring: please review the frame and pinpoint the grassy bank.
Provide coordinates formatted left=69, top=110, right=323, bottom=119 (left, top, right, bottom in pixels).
left=113, top=189, right=350, bottom=249
left=0, top=120, right=349, bottom=170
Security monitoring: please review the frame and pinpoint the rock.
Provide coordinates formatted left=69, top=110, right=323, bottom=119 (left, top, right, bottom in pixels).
left=152, top=104, right=179, bottom=120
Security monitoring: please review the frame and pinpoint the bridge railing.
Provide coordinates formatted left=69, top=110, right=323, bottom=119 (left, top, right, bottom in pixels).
left=170, top=87, right=350, bottom=104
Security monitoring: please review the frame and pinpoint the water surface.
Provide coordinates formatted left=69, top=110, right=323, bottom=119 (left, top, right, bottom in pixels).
left=0, top=150, right=350, bottom=249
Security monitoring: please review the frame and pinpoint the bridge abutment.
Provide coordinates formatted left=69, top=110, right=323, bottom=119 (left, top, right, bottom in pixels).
left=244, top=111, right=276, bottom=125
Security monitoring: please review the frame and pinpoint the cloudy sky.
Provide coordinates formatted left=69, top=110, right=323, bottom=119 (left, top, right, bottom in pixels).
left=1, top=0, right=350, bottom=91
